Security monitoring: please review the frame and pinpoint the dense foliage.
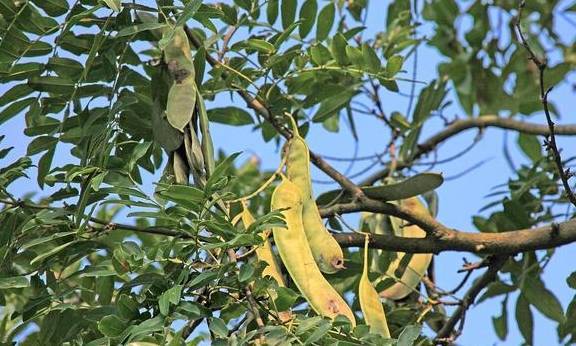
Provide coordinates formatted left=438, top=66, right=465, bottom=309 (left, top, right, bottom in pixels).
left=1, top=0, right=575, bottom=345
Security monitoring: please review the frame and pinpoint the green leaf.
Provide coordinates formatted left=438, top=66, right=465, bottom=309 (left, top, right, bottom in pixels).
left=31, top=0, right=69, bottom=16
left=98, top=315, right=127, bottom=337
left=207, top=107, right=253, bottom=126
left=0, top=276, right=30, bottom=289
left=397, top=324, right=421, bottom=346
left=0, top=84, right=33, bottom=107
left=267, top=0, right=279, bottom=25
left=159, top=285, right=182, bottom=315
left=522, top=276, right=564, bottom=323
left=166, top=78, right=197, bottom=131
left=296, top=316, right=323, bottom=335
left=316, top=3, right=335, bottom=41
left=0, top=62, right=43, bottom=81
left=331, top=33, right=349, bottom=65
left=176, top=0, right=202, bottom=27
left=238, top=263, right=254, bottom=282
left=37, top=147, right=55, bottom=188
left=312, top=89, right=357, bottom=122
left=28, top=76, right=75, bottom=95
left=188, top=271, right=218, bottom=289
left=102, top=0, right=121, bottom=12
left=309, top=43, right=332, bottom=66
left=322, top=113, right=339, bottom=132
left=567, top=272, right=576, bottom=289
left=157, top=184, right=205, bottom=208
left=117, top=23, right=168, bottom=37
left=362, top=44, right=381, bottom=73
left=492, top=299, right=508, bottom=340
left=272, top=21, right=300, bottom=49
left=305, top=319, right=331, bottom=343
left=27, top=136, right=58, bottom=156
left=46, top=57, right=84, bottom=80
left=390, top=111, right=411, bottom=131
left=244, top=39, right=276, bottom=53
left=345, top=45, right=364, bottom=66
left=299, top=0, right=317, bottom=38
left=516, top=294, right=533, bottom=345
left=517, top=133, right=541, bottom=162
left=96, top=275, right=114, bottom=305
left=116, top=294, right=140, bottom=320
left=205, top=152, right=241, bottom=191
left=209, top=317, right=228, bottom=338
left=281, top=0, right=297, bottom=30
left=0, top=97, right=35, bottom=126
left=274, top=287, right=300, bottom=311
left=386, top=55, right=404, bottom=75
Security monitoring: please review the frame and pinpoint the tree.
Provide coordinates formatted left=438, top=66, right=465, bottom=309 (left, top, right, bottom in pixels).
left=1, top=0, right=575, bottom=344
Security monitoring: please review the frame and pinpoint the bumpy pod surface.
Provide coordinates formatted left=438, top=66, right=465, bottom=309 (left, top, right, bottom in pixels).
left=380, top=197, right=433, bottom=300
left=271, top=177, right=355, bottom=325
left=359, top=235, right=391, bottom=337
left=284, top=120, right=344, bottom=274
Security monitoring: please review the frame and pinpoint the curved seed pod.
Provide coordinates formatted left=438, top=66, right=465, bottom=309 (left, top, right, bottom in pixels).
left=239, top=204, right=292, bottom=322
left=240, top=204, right=285, bottom=286
left=271, top=176, right=355, bottom=325
left=284, top=118, right=344, bottom=273
left=380, top=197, right=433, bottom=300
left=359, top=234, right=391, bottom=337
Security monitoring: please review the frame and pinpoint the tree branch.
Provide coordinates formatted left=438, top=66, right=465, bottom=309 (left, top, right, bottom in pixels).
left=362, top=116, right=576, bottom=185
left=333, top=219, right=575, bottom=254
left=4, top=199, right=576, bottom=256
left=434, top=255, right=508, bottom=343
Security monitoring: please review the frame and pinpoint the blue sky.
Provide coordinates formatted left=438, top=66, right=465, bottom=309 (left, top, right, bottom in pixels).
left=1, top=0, right=576, bottom=344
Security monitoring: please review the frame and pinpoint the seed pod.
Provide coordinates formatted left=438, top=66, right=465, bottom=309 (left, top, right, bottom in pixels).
left=271, top=176, right=355, bottom=325
left=239, top=203, right=292, bottom=322
left=359, top=234, right=391, bottom=337
left=284, top=117, right=344, bottom=273
left=379, top=197, right=433, bottom=300
left=240, top=203, right=285, bottom=286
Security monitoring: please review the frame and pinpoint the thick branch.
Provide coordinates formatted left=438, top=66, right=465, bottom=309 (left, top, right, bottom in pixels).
left=334, top=219, right=576, bottom=254
left=434, top=256, right=508, bottom=343
left=362, top=116, right=576, bottom=185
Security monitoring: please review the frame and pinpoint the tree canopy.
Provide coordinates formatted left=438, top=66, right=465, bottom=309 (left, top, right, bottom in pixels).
left=1, top=0, right=576, bottom=345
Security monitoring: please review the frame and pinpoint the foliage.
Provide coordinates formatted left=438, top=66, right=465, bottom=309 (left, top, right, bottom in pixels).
left=0, top=0, right=575, bottom=345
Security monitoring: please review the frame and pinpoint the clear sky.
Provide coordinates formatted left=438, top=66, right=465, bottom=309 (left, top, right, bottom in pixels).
left=1, top=1, right=575, bottom=345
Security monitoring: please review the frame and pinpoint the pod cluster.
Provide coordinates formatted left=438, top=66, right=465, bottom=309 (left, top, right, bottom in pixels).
left=235, top=120, right=435, bottom=337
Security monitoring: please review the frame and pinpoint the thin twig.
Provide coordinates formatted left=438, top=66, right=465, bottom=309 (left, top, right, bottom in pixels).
left=434, top=256, right=507, bottom=343
left=514, top=0, right=576, bottom=207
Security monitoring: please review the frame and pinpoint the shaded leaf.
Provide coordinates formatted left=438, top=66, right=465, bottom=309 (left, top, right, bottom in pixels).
left=207, top=107, right=253, bottom=126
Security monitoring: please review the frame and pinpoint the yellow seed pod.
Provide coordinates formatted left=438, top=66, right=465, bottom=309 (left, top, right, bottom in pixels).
left=271, top=176, right=355, bottom=325
left=359, top=234, right=391, bottom=337
left=380, top=197, right=433, bottom=300
left=284, top=118, right=344, bottom=274
left=239, top=203, right=291, bottom=322
left=240, top=203, right=285, bottom=286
